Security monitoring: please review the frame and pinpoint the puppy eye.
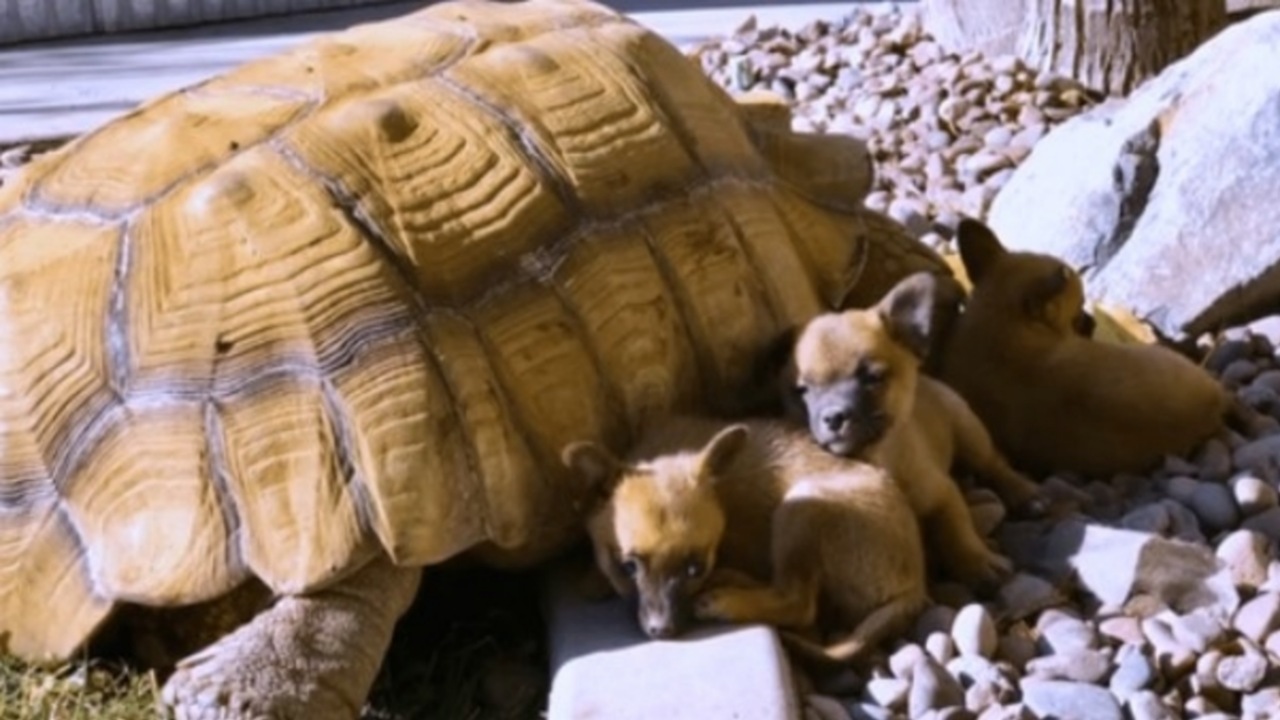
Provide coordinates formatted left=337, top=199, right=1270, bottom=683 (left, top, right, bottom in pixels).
left=792, top=384, right=808, bottom=398
left=619, top=557, right=640, bottom=577
left=861, top=367, right=887, bottom=385
left=684, top=560, right=705, bottom=579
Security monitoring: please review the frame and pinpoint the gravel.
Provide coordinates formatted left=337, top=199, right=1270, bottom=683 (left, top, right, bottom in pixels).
left=688, top=7, right=1280, bottom=720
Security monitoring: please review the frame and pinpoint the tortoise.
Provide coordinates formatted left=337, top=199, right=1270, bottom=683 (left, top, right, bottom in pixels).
left=0, top=0, right=946, bottom=716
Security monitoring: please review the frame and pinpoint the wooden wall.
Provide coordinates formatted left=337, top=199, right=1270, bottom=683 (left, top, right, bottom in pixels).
left=1, top=0, right=407, bottom=45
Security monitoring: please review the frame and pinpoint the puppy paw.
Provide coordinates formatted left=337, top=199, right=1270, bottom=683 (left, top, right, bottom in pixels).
left=954, top=546, right=1014, bottom=591
left=693, top=589, right=736, bottom=622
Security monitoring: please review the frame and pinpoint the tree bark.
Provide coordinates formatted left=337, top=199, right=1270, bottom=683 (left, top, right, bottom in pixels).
left=922, top=0, right=1227, bottom=96
left=1016, top=0, right=1227, bottom=96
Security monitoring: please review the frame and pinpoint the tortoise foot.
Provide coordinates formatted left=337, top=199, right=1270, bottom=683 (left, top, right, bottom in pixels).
left=161, top=556, right=421, bottom=720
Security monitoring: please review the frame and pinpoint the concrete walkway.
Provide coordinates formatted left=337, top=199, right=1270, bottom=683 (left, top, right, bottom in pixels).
left=0, top=1, right=885, bottom=145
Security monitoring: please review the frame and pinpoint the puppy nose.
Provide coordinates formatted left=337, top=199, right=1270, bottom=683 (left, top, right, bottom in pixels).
left=646, top=620, right=677, bottom=639
left=822, top=409, right=849, bottom=433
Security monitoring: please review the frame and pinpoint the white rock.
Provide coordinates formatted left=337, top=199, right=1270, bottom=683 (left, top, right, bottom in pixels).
left=1231, top=591, right=1280, bottom=642
left=1215, top=652, right=1268, bottom=692
left=1232, top=474, right=1278, bottom=516
left=1216, top=528, right=1272, bottom=590
left=951, top=604, right=998, bottom=658
left=1124, top=690, right=1177, bottom=720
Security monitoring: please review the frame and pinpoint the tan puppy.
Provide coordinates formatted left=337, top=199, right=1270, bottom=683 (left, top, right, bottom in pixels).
left=562, top=416, right=928, bottom=666
left=940, top=219, right=1234, bottom=477
left=786, top=272, right=1043, bottom=589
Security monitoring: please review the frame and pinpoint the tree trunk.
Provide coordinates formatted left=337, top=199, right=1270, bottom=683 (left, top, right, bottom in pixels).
left=922, top=0, right=1028, bottom=59
left=1016, top=0, right=1227, bottom=96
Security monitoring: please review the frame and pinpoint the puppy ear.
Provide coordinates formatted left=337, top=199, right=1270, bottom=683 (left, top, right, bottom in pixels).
left=875, top=271, right=940, bottom=360
left=562, top=441, right=626, bottom=500
left=698, top=424, right=750, bottom=482
left=1022, top=265, right=1071, bottom=318
left=956, top=218, right=1007, bottom=284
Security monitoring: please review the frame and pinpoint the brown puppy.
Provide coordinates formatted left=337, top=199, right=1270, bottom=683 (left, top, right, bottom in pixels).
left=786, top=272, right=1043, bottom=589
left=939, top=219, right=1236, bottom=477
left=562, top=416, right=928, bottom=666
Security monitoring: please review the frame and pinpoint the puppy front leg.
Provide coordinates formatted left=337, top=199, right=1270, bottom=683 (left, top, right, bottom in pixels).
left=953, top=411, right=1047, bottom=516
left=926, top=475, right=1013, bottom=590
left=693, top=577, right=819, bottom=629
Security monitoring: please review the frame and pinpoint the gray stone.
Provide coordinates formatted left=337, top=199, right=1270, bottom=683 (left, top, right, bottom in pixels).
left=1233, top=591, right=1280, bottom=642
left=1122, top=503, right=1171, bottom=535
left=951, top=604, right=998, bottom=658
left=1162, top=476, right=1200, bottom=504
left=1125, top=690, right=1177, bottom=720
left=1188, top=481, right=1240, bottom=532
left=1019, top=680, right=1124, bottom=720
left=1242, top=505, right=1280, bottom=541
left=1234, top=435, right=1280, bottom=476
left=1109, top=643, right=1157, bottom=697
left=916, top=605, right=960, bottom=643
left=987, top=12, right=1280, bottom=340
left=995, top=572, right=1063, bottom=621
left=806, top=695, right=853, bottom=720
left=846, top=702, right=895, bottom=720
left=1197, top=440, right=1235, bottom=483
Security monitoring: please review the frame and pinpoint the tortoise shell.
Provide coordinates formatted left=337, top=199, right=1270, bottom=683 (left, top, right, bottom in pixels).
left=0, top=0, right=945, bottom=661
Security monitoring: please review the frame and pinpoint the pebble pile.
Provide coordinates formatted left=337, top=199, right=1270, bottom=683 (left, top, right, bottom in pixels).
left=687, top=5, right=1099, bottom=252
left=691, top=7, right=1280, bottom=720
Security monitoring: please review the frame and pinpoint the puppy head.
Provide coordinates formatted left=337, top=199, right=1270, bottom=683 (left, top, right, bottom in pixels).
left=561, top=425, right=748, bottom=639
left=957, top=218, right=1095, bottom=337
left=790, top=273, right=939, bottom=457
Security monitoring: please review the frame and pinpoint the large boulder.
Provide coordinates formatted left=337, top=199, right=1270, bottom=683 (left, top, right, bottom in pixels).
left=987, top=11, right=1280, bottom=341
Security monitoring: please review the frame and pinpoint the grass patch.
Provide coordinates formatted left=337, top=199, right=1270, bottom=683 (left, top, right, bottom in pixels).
left=0, top=658, right=162, bottom=720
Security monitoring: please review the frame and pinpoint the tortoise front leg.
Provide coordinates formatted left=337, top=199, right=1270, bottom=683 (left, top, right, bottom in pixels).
left=162, top=555, right=421, bottom=720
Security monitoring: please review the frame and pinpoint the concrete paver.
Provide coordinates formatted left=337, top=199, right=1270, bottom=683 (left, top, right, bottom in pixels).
left=542, top=563, right=802, bottom=720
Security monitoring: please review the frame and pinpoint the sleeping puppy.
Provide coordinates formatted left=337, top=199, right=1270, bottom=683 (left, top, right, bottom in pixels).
left=785, top=272, right=1044, bottom=590
left=938, top=218, right=1236, bottom=477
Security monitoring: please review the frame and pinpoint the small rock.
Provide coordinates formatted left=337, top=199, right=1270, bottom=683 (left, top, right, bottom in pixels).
left=996, top=573, right=1063, bottom=621
left=994, top=627, right=1037, bottom=672
left=1020, top=679, right=1123, bottom=720
left=1167, top=608, right=1228, bottom=653
left=927, top=631, right=957, bottom=666
left=1215, top=652, right=1267, bottom=692
left=1242, top=505, right=1280, bottom=542
left=1142, top=617, right=1197, bottom=675
left=1163, top=475, right=1200, bottom=504
left=909, top=657, right=966, bottom=718
left=1232, top=474, right=1278, bottom=516
left=1024, top=647, right=1112, bottom=684
left=1125, top=690, right=1177, bottom=720
left=1035, top=609, right=1096, bottom=654
left=1109, top=642, right=1157, bottom=698
left=969, top=502, right=1006, bottom=537
left=846, top=702, right=895, bottom=720
left=1207, top=339, right=1254, bottom=375
left=1196, top=440, right=1235, bottom=483
left=976, top=705, right=1033, bottom=720
left=1188, top=481, right=1240, bottom=531
left=952, top=604, right=998, bottom=658
left=1183, top=695, right=1222, bottom=716
left=1216, top=529, right=1272, bottom=590
left=807, top=694, right=853, bottom=720
left=865, top=677, right=910, bottom=710
left=1222, top=358, right=1261, bottom=387
left=1234, top=435, right=1280, bottom=475
left=1242, top=687, right=1280, bottom=718
left=916, top=605, right=960, bottom=642
left=1121, top=503, right=1171, bottom=535
left=890, top=643, right=929, bottom=680
left=1232, top=591, right=1280, bottom=642
left=1098, top=616, right=1145, bottom=646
